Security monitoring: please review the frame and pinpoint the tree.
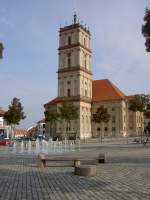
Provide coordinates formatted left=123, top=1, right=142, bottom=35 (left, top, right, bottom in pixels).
left=4, top=97, right=26, bottom=138
left=0, top=43, right=4, bottom=58
left=92, top=106, right=110, bottom=142
left=59, top=102, right=79, bottom=139
left=129, top=94, right=150, bottom=113
left=142, top=8, right=150, bottom=52
left=129, top=94, right=150, bottom=140
left=44, top=107, right=59, bottom=138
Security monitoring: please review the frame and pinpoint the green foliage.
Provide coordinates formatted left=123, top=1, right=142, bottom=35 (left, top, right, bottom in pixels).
left=0, top=43, right=4, bottom=59
left=44, top=108, right=59, bottom=124
left=59, top=102, right=79, bottom=123
left=129, top=94, right=150, bottom=113
left=4, top=97, right=26, bottom=125
left=92, top=106, right=110, bottom=124
left=142, top=8, right=150, bottom=52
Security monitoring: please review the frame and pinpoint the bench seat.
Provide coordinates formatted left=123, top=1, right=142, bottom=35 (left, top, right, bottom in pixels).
left=38, top=153, right=105, bottom=167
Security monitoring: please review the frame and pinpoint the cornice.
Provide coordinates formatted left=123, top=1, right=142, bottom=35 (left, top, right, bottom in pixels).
left=59, top=23, right=91, bottom=35
left=57, top=96, right=92, bottom=104
left=58, top=43, right=92, bottom=54
left=57, top=66, right=92, bottom=75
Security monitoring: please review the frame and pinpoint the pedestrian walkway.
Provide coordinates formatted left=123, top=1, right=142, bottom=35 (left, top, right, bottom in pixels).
left=0, top=144, right=150, bottom=200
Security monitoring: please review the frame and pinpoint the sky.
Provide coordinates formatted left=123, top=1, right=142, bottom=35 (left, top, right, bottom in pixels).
left=0, top=0, right=150, bottom=129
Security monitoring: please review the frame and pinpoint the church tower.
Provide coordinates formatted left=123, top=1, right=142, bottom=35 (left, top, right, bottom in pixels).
left=57, top=13, right=92, bottom=139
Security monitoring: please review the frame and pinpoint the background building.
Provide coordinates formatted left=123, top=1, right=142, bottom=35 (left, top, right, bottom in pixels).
left=0, top=107, right=10, bottom=139
left=37, top=119, right=46, bottom=137
left=14, top=128, right=27, bottom=138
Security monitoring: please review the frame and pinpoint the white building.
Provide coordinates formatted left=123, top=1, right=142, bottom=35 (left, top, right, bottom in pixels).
left=0, top=107, right=10, bottom=138
left=37, top=119, right=46, bottom=136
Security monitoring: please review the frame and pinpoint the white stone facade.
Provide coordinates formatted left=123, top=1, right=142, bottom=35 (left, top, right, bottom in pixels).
left=0, top=115, right=10, bottom=138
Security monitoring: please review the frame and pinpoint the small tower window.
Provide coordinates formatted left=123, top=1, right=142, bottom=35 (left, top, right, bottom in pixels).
left=67, top=53, right=71, bottom=68
left=84, top=38, right=86, bottom=46
left=68, top=36, right=71, bottom=45
left=85, top=89, right=87, bottom=97
left=67, top=89, right=71, bottom=96
left=84, top=54, right=87, bottom=68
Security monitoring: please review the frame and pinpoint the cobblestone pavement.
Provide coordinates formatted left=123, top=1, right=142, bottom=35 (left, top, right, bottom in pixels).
left=0, top=144, right=150, bottom=200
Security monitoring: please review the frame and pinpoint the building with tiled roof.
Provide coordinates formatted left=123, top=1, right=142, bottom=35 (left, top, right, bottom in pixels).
left=92, top=79, right=126, bottom=102
left=37, top=119, right=46, bottom=136
left=0, top=107, right=6, bottom=117
left=14, top=128, right=27, bottom=138
left=44, top=15, right=144, bottom=139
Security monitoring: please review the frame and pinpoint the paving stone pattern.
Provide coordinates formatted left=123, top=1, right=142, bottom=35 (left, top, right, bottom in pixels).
left=0, top=144, right=150, bottom=200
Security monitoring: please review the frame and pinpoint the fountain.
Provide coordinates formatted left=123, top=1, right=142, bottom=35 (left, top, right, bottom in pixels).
left=11, top=138, right=81, bottom=155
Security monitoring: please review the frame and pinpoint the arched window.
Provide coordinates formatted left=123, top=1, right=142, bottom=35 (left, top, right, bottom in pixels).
left=85, top=89, right=87, bottom=97
left=86, top=116, right=88, bottom=123
left=67, top=89, right=71, bottom=96
left=82, top=115, right=84, bottom=123
left=104, top=127, right=108, bottom=131
left=67, top=53, right=71, bottom=67
left=68, top=36, right=71, bottom=45
left=84, top=38, right=86, bottom=46
left=84, top=54, right=87, bottom=68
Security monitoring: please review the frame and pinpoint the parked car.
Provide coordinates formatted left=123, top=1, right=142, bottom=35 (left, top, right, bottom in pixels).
left=15, top=138, right=22, bottom=142
left=30, top=137, right=36, bottom=141
left=0, top=139, right=13, bottom=146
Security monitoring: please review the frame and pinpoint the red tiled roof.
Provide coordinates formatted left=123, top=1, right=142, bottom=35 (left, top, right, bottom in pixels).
left=125, top=95, right=135, bottom=100
left=44, top=97, right=61, bottom=107
left=27, top=126, right=37, bottom=133
left=92, top=79, right=126, bottom=102
left=15, top=128, right=27, bottom=136
left=37, top=118, right=45, bottom=123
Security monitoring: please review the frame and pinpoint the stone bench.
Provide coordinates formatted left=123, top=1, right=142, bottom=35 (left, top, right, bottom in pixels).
left=74, top=165, right=96, bottom=177
left=38, top=154, right=90, bottom=168
left=38, top=153, right=105, bottom=168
